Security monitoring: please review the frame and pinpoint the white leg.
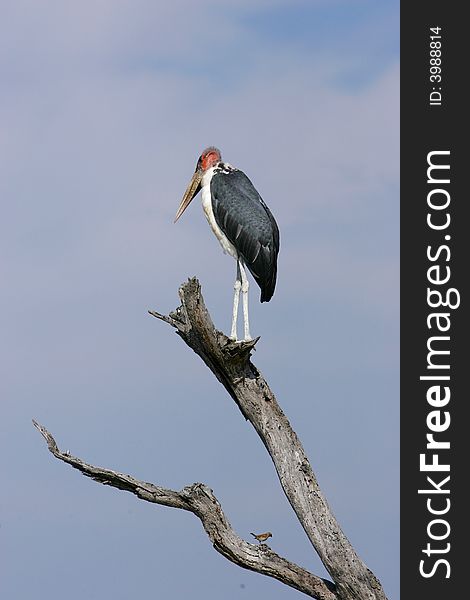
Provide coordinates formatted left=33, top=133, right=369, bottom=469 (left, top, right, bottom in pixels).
left=239, top=261, right=252, bottom=341
left=230, top=262, right=242, bottom=341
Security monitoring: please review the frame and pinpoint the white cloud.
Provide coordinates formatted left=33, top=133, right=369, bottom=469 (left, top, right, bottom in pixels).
left=1, top=3, right=398, bottom=598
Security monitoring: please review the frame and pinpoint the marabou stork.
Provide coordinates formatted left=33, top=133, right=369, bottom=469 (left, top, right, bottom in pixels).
left=174, top=147, right=279, bottom=342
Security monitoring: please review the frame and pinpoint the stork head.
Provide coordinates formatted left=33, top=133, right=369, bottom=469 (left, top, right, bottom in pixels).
left=174, top=147, right=222, bottom=222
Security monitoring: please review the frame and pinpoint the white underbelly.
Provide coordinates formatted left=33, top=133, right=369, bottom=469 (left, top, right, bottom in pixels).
left=201, top=174, right=238, bottom=259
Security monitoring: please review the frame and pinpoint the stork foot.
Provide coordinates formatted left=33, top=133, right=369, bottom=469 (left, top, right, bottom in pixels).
left=228, top=335, right=252, bottom=343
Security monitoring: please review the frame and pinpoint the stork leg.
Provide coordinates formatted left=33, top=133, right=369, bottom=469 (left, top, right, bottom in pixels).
left=239, top=260, right=252, bottom=341
left=230, top=261, right=242, bottom=341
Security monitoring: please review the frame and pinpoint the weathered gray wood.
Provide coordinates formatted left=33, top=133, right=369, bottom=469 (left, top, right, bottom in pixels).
left=149, top=278, right=387, bottom=600
left=33, top=277, right=388, bottom=600
left=33, top=420, right=336, bottom=600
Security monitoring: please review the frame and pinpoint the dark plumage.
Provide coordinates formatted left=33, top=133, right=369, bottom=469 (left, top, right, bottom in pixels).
left=210, top=168, right=279, bottom=302
left=174, top=146, right=280, bottom=342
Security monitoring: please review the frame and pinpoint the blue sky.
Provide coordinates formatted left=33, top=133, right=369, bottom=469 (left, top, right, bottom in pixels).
left=1, top=1, right=399, bottom=598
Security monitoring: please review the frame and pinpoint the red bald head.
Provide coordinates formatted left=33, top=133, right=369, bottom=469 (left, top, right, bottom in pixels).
left=174, top=147, right=222, bottom=223
left=198, top=147, right=222, bottom=171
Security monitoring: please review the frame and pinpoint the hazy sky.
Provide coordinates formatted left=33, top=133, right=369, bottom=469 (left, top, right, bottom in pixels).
left=1, top=1, right=399, bottom=598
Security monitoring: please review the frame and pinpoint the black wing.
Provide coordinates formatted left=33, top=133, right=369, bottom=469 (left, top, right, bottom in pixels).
left=210, top=168, right=279, bottom=302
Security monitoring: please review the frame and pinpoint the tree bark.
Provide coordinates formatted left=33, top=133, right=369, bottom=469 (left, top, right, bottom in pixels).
left=34, top=277, right=388, bottom=600
left=33, top=419, right=336, bottom=600
left=148, top=278, right=387, bottom=600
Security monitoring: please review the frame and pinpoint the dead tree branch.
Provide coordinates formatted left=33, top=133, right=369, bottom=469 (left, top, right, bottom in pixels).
left=33, top=420, right=336, bottom=600
left=148, top=278, right=387, bottom=600
left=34, top=277, right=387, bottom=600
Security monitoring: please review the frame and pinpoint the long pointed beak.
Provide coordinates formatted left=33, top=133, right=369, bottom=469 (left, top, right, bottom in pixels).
left=174, top=169, right=203, bottom=223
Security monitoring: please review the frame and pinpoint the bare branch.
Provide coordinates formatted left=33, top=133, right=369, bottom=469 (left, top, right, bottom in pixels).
left=149, top=278, right=388, bottom=600
left=33, top=420, right=337, bottom=600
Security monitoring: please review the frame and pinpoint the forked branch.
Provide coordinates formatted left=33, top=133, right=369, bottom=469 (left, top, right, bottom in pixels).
left=34, top=278, right=387, bottom=600
left=33, top=420, right=336, bottom=600
left=148, top=278, right=387, bottom=600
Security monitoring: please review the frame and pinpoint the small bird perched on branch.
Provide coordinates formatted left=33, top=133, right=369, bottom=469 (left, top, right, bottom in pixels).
left=250, top=531, right=272, bottom=543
